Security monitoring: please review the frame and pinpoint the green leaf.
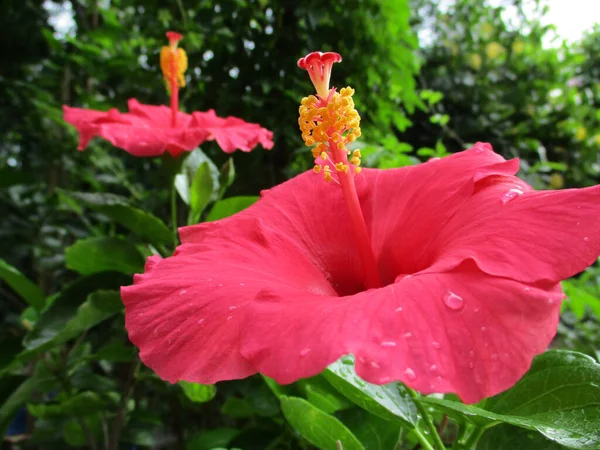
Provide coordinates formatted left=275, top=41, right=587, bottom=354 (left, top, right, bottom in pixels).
left=91, top=341, right=136, bottom=362
left=69, top=192, right=172, bottom=246
left=297, top=376, right=353, bottom=414
left=221, top=396, right=255, bottom=418
left=0, top=367, right=57, bottom=436
left=63, top=413, right=102, bottom=446
left=280, top=396, right=365, bottom=450
left=176, top=148, right=221, bottom=205
left=65, top=236, right=145, bottom=275
left=27, top=391, right=105, bottom=418
left=189, top=162, right=214, bottom=224
left=338, top=409, right=403, bottom=450
left=324, top=357, right=418, bottom=425
left=22, top=289, right=124, bottom=356
left=186, top=428, right=240, bottom=450
left=423, top=350, right=600, bottom=449
left=478, top=424, right=565, bottom=450
left=0, top=258, right=45, bottom=310
left=180, top=381, right=217, bottom=403
left=205, top=196, right=259, bottom=222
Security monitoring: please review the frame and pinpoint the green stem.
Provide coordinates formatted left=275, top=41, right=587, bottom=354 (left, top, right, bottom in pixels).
left=414, top=428, right=435, bottom=450
left=461, top=427, right=484, bottom=449
left=407, top=387, right=446, bottom=450
left=171, top=185, right=178, bottom=249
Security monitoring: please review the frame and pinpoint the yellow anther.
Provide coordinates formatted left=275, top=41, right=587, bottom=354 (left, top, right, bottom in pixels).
left=337, top=141, right=346, bottom=151
left=352, top=150, right=361, bottom=158
left=347, top=133, right=357, bottom=143
left=160, top=46, right=188, bottom=91
left=351, top=156, right=361, bottom=166
left=355, top=166, right=362, bottom=174
left=305, top=136, right=315, bottom=146
left=320, top=152, right=328, bottom=160
left=323, top=165, right=333, bottom=182
left=335, top=162, right=345, bottom=172
left=311, top=148, right=321, bottom=158
left=313, top=165, right=322, bottom=173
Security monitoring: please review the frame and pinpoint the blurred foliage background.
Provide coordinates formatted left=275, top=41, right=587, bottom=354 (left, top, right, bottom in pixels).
left=1, top=0, right=600, bottom=448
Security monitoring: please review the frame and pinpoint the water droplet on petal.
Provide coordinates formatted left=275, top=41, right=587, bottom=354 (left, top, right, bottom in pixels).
left=228, top=306, right=237, bottom=311
left=403, top=367, right=416, bottom=381
left=468, top=350, right=475, bottom=357
left=168, top=338, right=172, bottom=345
left=443, top=291, right=464, bottom=311
left=432, top=341, right=441, bottom=349
left=468, top=361, right=474, bottom=369
left=403, top=332, right=413, bottom=338
left=380, top=340, right=397, bottom=347
left=300, top=348, right=311, bottom=357
left=584, top=236, right=590, bottom=242
left=524, top=287, right=531, bottom=292
left=217, top=283, right=223, bottom=287
left=491, top=353, right=498, bottom=360
left=179, top=289, right=187, bottom=295
left=395, top=306, right=403, bottom=313
left=197, top=318, right=205, bottom=324
left=429, top=364, right=437, bottom=372
left=501, top=188, right=523, bottom=204
left=370, top=361, right=380, bottom=369
left=240, top=283, right=245, bottom=286
left=480, top=326, right=487, bottom=332
left=379, top=376, right=392, bottom=383
left=226, top=315, right=233, bottom=321
left=547, top=298, right=555, bottom=305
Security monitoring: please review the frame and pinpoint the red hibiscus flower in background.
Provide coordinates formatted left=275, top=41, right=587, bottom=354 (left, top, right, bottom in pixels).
left=121, top=144, right=600, bottom=403
left=63, top=31, right=273, bottom=157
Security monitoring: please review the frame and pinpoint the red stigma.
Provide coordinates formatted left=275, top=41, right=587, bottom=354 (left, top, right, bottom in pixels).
left=166, top=31, right=183, bottom=44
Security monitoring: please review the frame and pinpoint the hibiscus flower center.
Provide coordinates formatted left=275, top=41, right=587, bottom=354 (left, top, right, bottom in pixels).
left=160, top=31, right=188, bottom=127
left=298, top=51, right=382, bottom=290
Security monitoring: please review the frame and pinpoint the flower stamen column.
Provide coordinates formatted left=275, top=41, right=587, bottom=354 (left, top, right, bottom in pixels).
left=160, top=31, right=188, bottom=127
left=298, top=52, right=382, bottom=289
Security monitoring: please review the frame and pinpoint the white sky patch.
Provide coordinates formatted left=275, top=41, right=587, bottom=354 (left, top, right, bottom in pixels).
left=418, top=0, right=599, bottom=48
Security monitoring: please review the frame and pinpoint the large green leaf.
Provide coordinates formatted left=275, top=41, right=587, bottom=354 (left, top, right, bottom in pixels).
left=423, top=350, right=600, bottom=449
left=188, top=162, right=214, bottom=224
left=0, top=258, right=44, bottom=310
left=297, top=375, right=353, bottom=414
left=65, top=236, right=145, bottom=275
left=324, top=357, right=418, bottom=425
left=22, top=287, right=124, bottom=357
left=69, top=192, right=172, bottom=246
left=175, top=148, right=221, bottom=206
left=338, top=409, right=403, bottom=450
left=180, top=381, right=217, bottom=403
left=205, top=196, right=259, bottom=222
left=477, top=424, right=566, bottom=450
left=280, top=396, right=365, bottom=450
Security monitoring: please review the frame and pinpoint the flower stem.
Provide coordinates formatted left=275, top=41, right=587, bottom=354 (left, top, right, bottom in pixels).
left=407, top=387, right=446, bottom=450
left=331, top=140, right=382, bottom=289
left=171, top=185, right=178, bottom=248
left=170, top=54, right=178, bottom=127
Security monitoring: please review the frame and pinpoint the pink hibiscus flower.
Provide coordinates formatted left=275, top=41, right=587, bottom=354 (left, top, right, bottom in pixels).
left=120, top=52, right=600, bottom=403
left=63, top=32, right=273, bottom=157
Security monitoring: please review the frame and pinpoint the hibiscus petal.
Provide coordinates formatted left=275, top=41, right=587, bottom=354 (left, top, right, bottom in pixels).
left=63, top=102, right=211, bottom=157
left=122, top=214, right=341, bottom=384
left=240, top=260, right=562, bottom=404
left=192, top=110, right=274, bottom=153
left=428, top=173, right=600, bottom=284
left=362, top=144, right=519, bottom=283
